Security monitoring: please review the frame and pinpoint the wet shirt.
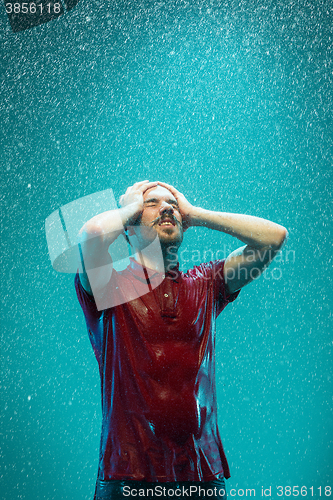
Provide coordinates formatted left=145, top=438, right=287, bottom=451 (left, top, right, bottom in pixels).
left=75, top=258, right=240, bottom=482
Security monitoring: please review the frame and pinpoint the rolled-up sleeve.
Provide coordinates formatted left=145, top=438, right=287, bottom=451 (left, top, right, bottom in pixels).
left=211, top=260, right=241, bottom=316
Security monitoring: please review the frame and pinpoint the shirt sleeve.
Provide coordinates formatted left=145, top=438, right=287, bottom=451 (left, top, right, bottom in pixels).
left=211, top=260, right=241, bottom=317
left=74, top=272, right=104, bottom=365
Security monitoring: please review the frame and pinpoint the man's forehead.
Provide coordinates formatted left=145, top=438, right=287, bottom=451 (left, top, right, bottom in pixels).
left=143, top=185, right=176, bottom=201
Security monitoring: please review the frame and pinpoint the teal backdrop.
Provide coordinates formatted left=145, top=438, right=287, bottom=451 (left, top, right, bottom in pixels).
left=1, top=0, right=332, bottom=499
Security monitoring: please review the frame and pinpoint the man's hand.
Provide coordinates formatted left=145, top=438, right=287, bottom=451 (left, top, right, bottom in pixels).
left=119, top=180, right=158, bottom=226
left=157, top=181, right=197, bottom=231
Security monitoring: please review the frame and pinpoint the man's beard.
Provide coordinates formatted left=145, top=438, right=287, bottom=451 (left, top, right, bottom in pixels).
left=130, top=213, right=183, bottom=250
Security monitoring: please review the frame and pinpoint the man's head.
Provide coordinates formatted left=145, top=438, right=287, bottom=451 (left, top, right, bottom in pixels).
left=128, top=185, right=184, bottom=251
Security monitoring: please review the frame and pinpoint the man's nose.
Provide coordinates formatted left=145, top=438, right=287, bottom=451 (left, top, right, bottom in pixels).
left=160, top=202, right=174, bottom=214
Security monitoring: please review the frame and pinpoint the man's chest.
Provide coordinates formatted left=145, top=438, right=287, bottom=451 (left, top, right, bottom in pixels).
left=121, top=277, right=212, bottom=343
left=102, top=275, right=216, bottom=395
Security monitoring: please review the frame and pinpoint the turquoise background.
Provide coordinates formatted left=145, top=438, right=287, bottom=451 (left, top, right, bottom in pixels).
left=1, top=0, right=332, bottom=499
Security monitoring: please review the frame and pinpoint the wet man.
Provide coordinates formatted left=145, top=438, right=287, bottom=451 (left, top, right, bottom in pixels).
left=75, top=180, right=288, bottom=500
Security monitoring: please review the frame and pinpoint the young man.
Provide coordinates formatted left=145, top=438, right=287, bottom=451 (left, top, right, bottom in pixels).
left=76, top=180, right=288, bottom=500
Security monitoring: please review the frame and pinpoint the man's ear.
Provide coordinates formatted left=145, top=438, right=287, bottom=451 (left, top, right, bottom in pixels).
left=181, top=221, right=190, bottom=233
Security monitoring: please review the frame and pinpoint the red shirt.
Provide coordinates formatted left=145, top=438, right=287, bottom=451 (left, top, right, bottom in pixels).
left=75, top=258, right=240, bottom=482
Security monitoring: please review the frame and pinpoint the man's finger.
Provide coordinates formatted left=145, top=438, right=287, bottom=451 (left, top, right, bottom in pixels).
left=123, top=180, right=154, bottom=197
left=156, top=181, right=179, bottom=196
left=126, top=180, right=150, bottom=192
left=141, top=181, right=159, bottom=193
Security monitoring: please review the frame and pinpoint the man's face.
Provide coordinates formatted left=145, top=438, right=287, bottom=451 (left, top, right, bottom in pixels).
left=135, top=186, right=183, bottom=247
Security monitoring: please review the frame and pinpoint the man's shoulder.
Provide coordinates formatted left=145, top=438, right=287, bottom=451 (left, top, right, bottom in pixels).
left=183, top=259, right=225, bottom=280
left=75, top=266, right=126, bottom=314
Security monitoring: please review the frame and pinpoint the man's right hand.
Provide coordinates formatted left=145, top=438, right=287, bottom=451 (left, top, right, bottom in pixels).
left=119, top=180, right=158, bottom=225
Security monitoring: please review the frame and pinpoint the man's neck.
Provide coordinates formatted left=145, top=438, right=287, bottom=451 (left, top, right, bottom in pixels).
left=134, top=244, right=179, bottom=274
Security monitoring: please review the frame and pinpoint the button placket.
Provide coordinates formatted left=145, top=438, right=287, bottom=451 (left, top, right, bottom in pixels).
left=159, top=276, right=179, bottom=318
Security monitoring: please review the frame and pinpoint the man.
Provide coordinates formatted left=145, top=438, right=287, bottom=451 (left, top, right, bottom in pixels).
left=76, top=180, right=288, bottom=500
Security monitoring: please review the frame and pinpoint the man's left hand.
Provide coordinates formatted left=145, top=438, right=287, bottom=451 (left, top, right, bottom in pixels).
left=157, top=182, right=197, bottom=231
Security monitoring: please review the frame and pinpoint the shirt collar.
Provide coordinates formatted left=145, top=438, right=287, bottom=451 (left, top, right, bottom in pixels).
left=129, top=257, right=180, bottom=281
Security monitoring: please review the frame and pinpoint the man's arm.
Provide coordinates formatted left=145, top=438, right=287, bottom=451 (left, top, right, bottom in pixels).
left=157, top=182, right=288, bottom=295
left=78, top=181, right=157, bottom=294
left=190, top=210, right=288, bottom=294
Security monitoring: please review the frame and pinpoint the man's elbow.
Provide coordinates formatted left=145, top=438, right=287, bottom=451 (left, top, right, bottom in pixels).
left=78, top=221, right=105, bottom=245
left=271, top=225, right=289, bottom=250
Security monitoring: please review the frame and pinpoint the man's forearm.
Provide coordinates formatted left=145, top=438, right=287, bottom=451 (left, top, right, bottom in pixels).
left=191, top=208, right=288, bottom=249
left=80, top=203, right=139, bottom=247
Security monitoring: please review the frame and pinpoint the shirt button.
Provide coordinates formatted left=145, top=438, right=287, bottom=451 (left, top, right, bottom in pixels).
left=164, top=293, right=168, bottom=297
